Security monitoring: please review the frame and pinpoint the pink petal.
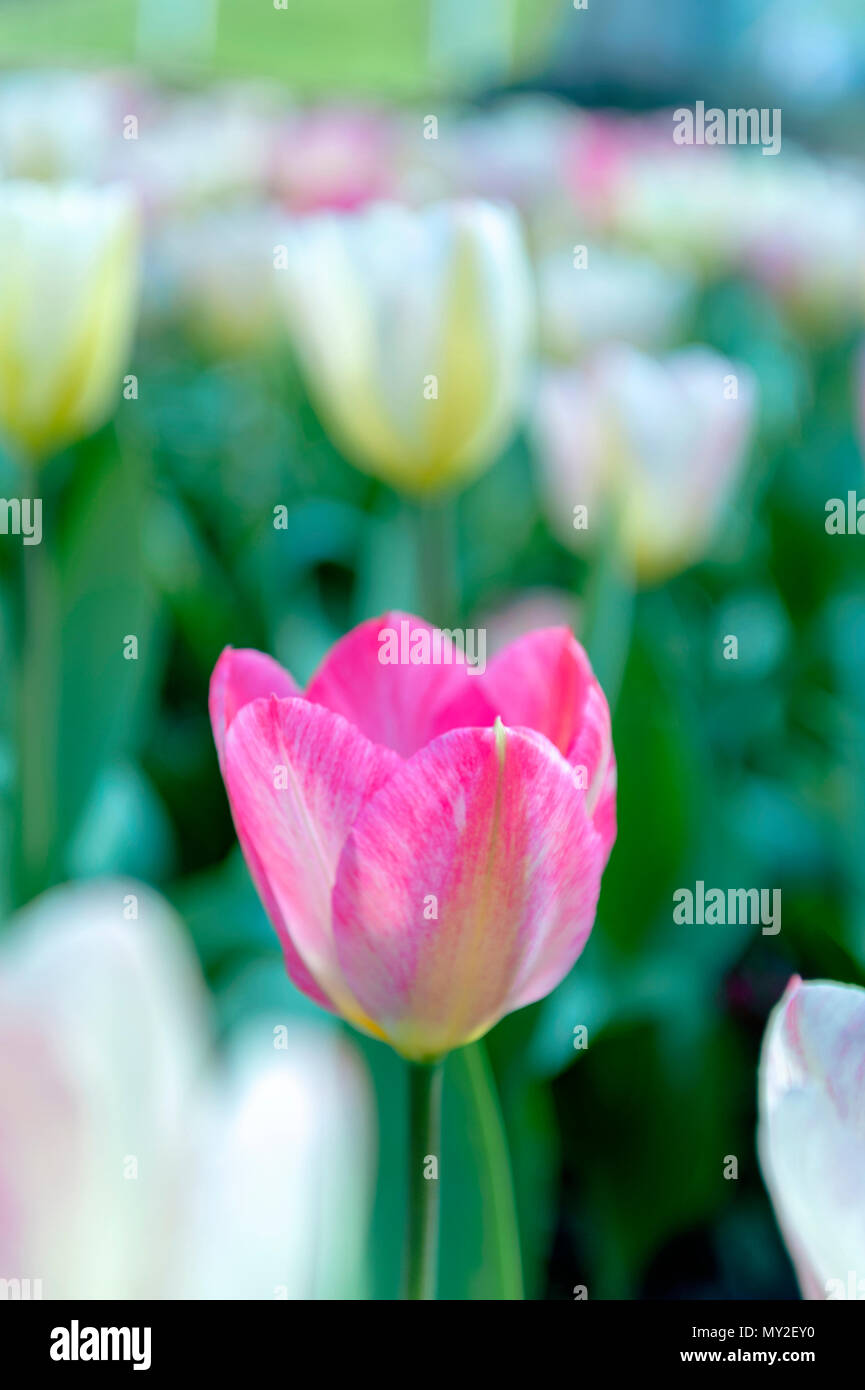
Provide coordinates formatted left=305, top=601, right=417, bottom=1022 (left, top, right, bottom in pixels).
left=210, top=647, right=300, bottom=768
left=759, top=976, right=865, bottom=1299
left=223, top=695, right=399, bottom=1030
left=482, top=627, right=616, bottom=852
left=332, top=721, right=607, bottom=1060
left=306, top=611, right=496, bottom=757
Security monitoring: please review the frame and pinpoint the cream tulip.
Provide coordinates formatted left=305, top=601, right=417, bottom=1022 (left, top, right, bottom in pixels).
left=278, top=199, right=533, bottom=494
left=0, top=181, right=140, bottom=462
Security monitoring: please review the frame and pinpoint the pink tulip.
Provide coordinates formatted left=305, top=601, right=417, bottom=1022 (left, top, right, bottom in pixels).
left=210, top=613, right=616, bottom=1061
left=758, top=976, right=865, bottom=1299
left=273, top=106, right=397, bottom=214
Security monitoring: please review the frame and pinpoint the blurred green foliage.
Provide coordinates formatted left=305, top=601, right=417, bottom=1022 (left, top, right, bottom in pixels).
left=0, top=0, right=560, bottom=94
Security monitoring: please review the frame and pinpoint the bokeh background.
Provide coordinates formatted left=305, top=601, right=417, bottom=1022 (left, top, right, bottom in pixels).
left=2, top=0, right=865, bottom=1300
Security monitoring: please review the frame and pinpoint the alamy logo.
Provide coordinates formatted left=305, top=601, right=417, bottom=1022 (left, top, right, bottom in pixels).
left=377, top=618, right=486, bottom=674
left=0, top=1276, right=42, bottom=1298
left=826, top=1271, right=865, bottom=1299
left=825, top=492, right=865, bottom=534
left=673, top=101, right=781, bottom=156
left=673, top=881, right=781, bottom=935
left=0, top=497, right=41, bottom=545
left=50, top=1321, right=152, bottom=1372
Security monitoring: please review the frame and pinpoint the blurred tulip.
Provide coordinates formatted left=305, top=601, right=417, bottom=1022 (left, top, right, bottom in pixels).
left=125, top=86, right=278, bottom=214
left=478, top=588, right=579, bottom=655
left=562, top=111, right=666, bottom=230
left=610, top=143, right=755, bottom=277
left=0, top=880, right=373, bottom=1299
left=210, top=613, right=616, bottom=1061
left=277, top=200, right=534, bottom=494
left=426, top=97, right=571, bottom=210
left=150, top=204, right=285, bottom=355
left=537, top=247, right=695, bottom=361
left=534, top=344, right=756, bottom=583
left=741, top=160, right=865, bottom=331
left=758, top=976, right=865, bottom=1300
left=0, top=71, right=121, bottom=183
left=0, top=182, right=140, bottom=462
left=274, top=105, right=398, bottom=213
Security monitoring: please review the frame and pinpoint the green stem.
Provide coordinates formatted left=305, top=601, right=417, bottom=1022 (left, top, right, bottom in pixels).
left=579, top=505, right=634, bottom=714
left=462, top=1041, right=524, bottom=1299
left=403, top=1059, right=444, bottom=1300
left=17, top=465, right=58, bottom=904
left=417, top=494, right=459, bottom=625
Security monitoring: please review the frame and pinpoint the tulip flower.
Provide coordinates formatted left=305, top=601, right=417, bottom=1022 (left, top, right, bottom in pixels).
left=0, top=181, right=140, bottom=462
left=273, top=105, right=398, bottom=213
left=154, top=205, right=286, bottom=355
left=533, top=344, right=756, bottom=583
left=0, top=71, right=120, bottom=183
left=742, top=160, right=865, bottom=332
left=432, top=97, right=571, bottom=210
left=277, top=200, right=534, bottom=495
left=125, top=89, right=275, bottom=213
left=758, top=976, right=865, bottom=1300
left=537, top=247, right=695, bottom=361
left=0, top=879, right=373, bottom=1299
left=609, top=142, right=756, bottom=277
left=210, top=613, right=616, bottom=1062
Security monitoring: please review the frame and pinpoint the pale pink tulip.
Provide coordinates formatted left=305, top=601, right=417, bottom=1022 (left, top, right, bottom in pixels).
left=273, top=106, right=397, bottom=213
left=758, top=976, right=865, bottom=1300
left=210, top=614, right=616, bottom=1061
left=534, top=345, right=756, bottom=582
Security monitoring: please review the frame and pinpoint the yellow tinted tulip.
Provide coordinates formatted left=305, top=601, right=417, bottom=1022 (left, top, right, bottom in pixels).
left=279, top=200, right=533, bottom=494
left=0, top=182, right=140, bottom=462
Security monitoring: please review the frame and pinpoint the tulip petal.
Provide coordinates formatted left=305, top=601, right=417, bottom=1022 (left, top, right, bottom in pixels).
left=0, top=183, right=140, bottom=460
left=174, top=1025, right=375, bottom=1300
left=332, top=721, right=605, bottom=1059
left=278, top=201, right=531, bottom=494
left=306, top=611, right=496, bottom=757
left=209, top=645, right=300, bottom=768
left=759, top=976, right=865, bottom=1299
left=0, top=880, right=209, bottom=1297
left=481, top=627, right=616, bottom=852
left=223, top=695, right=399, bottom=1027
left=211, top=652, right=324, bottom=1009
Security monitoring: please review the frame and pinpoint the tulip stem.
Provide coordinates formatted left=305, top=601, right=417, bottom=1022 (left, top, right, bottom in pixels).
left=404, top=1059, right=444, bottom=1300
left=17, top=464, right=59, bottom=905
left=579, top=506, right=634, bottom=713
left=418, top=496, right=459, bottom=625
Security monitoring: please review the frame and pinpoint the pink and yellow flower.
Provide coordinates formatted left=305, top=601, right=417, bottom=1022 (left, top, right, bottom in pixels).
left=210, top=614, right=616, bottom=1061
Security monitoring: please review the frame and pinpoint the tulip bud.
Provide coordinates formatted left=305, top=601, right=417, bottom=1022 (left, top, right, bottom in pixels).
left=758, top=976, right=865, bottom=1299
left=278, top=199, right=533, bottom=495
left=0, top=182, right=140, bottom=462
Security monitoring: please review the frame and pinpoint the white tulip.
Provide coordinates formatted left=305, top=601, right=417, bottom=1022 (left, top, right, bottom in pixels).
left=0, top=182, right=140, bottom=461
left=759, top=976, right=865, bottom=1300
left=0, top=880, right=374, bottom=1299
left=278, top=199, right=534, bottom=494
